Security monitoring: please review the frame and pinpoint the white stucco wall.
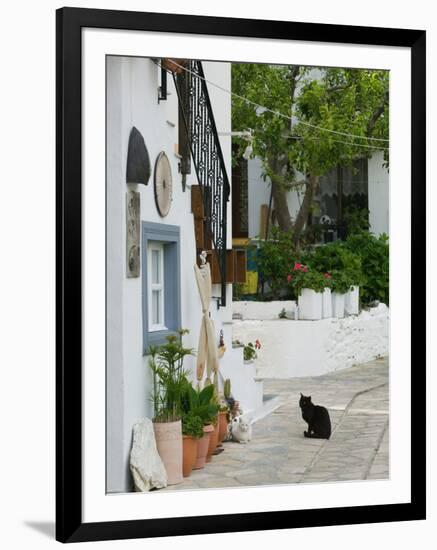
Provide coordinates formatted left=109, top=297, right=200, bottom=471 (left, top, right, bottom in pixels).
left=233, top=300, right=296, bottom=320
left=368, top=151, right=390, bottom=236
left=106, top=57, right=232, bottom=493
left=232, top=304, right=389, bottom=378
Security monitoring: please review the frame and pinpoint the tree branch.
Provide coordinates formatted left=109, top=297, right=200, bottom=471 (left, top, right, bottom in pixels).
left=366, top=90, right=389, bottom=136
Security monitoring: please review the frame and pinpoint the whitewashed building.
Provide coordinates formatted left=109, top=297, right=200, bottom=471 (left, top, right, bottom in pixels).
left=106, top=57, right=266, bottom=494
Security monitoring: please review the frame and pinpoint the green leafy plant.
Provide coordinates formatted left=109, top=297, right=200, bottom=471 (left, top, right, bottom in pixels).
left=180, top=381, right=219, bottom=426
left=286, top=263, right=326, bottom=296
left=148, top=330, right=194, bottom=423
left=256, top=227, right=297, bottom=299
left=304, top=241, right=364, bottom=287
left=181, top=412, right=204, bottom=439
left=329, top=270, right=353, bottom=294
left=344, top=232, right=389, bottom=304
left=243, top=340, right=261, bottom=362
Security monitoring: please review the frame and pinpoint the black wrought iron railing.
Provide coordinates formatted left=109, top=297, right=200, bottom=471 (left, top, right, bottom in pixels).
left=172, top=60, right=230, bottom=307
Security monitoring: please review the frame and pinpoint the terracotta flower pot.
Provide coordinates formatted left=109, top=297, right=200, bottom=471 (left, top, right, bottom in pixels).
left=218, top=411, right=228, bottom=443
left=182, top=435, right=198, bottom=477
left=194, top=425, right=213, bottom=470
left=206, top=419, right=219, bottom=462
left=153, top=419, right=183, bottom=485
left=161, top=58, right=187, bottom=74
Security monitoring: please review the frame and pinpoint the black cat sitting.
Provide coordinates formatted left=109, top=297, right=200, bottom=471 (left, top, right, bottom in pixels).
left=299, top=393, right=331, bottom=439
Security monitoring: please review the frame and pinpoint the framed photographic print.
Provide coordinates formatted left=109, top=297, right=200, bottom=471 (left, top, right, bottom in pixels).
left=56, top=7, right=426, bottom=543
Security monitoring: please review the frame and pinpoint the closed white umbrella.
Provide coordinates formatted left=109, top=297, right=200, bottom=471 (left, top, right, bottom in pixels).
left=194, top=253, right=219, bottom=388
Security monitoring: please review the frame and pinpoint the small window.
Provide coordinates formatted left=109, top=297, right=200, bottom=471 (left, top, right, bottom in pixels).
left=142, top=222, right=181, bottom=353
left=148, top=243, right=166, bottom=331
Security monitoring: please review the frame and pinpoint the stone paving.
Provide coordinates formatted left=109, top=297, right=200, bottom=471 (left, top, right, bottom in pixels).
left=162, top=356, right=389, bottom=491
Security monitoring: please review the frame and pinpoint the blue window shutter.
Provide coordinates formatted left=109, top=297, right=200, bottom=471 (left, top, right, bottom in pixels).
left=141, top=222, right=181, bottom=353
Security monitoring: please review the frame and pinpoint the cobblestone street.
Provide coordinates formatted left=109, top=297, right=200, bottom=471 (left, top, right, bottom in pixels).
left=162, top=356, right=389, bottom=491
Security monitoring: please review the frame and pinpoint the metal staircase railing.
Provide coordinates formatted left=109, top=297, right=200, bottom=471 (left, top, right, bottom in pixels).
left=172, top=60, right=230, bottom=307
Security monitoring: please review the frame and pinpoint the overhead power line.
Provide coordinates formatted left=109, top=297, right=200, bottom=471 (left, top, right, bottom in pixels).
left=157, top=59, right=389, bottom=147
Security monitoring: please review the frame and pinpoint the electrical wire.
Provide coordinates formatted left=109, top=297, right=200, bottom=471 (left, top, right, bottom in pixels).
left=156, top=58, right=389, bottom=146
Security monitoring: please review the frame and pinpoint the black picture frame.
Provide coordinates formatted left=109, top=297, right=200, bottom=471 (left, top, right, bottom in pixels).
left=56, top=7, right=426, bottom=543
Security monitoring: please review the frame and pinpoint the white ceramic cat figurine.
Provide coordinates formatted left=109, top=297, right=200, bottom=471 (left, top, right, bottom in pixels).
left=231, top=415, right=252, bottom=444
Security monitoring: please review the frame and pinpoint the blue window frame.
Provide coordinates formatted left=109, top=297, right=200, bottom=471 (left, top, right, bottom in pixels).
left=141, top=221, right=181, bottom=353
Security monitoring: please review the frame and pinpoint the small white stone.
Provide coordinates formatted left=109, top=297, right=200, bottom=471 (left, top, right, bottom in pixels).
left=130, top=418, right=167, bottom=492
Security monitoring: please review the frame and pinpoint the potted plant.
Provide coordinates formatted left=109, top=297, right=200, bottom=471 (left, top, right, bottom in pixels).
left=306, top=242, right=363, bottom=316
left=243, top=340, right=261, bottom=363
left=206, top=384, right=221, bottom=462
left=322, top=272, right=333, bottom=318
left=330, top=271, right=352, bottom=318
left=287, top=263, right=325, bottom=320
left=148, top=330, right=194, bottom=485
left=180, top=381, right=219, bottom=470
left=181, top=412, right=203, bottom=477
left=217, top=379, right=234, bottom=442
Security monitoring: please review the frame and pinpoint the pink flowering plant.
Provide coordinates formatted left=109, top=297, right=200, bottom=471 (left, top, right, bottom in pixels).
left=286, top=263, right=327, bottom=296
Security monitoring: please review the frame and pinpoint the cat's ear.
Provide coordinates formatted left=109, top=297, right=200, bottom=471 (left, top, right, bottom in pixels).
left=308, top=396, right=312, bottom=401
left=300, top=392, right=303, bottom=397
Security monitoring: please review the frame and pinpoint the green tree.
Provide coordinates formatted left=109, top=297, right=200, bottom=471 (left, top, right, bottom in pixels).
left=232, top=64, right=389, bottom=246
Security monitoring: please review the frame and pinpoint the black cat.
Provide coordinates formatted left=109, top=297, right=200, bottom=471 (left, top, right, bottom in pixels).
left=299, top=393, right=331, bottom=439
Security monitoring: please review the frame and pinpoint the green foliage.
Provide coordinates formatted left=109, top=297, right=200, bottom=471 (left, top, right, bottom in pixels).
left=256, top=227, right=297, bottom=298
left=304, top=241, right=364, bottom=286
left=243, top=342, right=258, bottom=362
left=287, top=265, right=327, bottom=295
left=343, top=207, right=370, bottom=234
left=232, top=64, right=389, bottom=184
left=182, top=413, right=204, bottom=439
left=180, top=381, right=219, bottom=426
left=344, top=232, right=389, bottom=304
left=330, top=270, right=353, bottom=294
left=148, top=331, right=194, bottom=423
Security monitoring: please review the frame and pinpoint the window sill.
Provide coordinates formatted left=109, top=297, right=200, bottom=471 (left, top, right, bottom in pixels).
left=144, top=329, right=179, bottom=354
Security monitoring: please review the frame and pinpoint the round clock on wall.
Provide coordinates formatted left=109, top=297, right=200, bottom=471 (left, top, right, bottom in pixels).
left=154, top=152, right=173, bottom=217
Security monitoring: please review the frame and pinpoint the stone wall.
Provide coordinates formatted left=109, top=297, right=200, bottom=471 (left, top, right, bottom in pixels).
left=232, top=304, right=389, bottom=378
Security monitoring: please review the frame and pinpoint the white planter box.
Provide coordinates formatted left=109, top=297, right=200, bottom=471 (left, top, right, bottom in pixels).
left=298, top=288, right=322, bottom=320
left=345, top=286, right=360, bottom=315
left=332, top=292, right=346, bottom=318
left=322, top=288, right=332, bottom=318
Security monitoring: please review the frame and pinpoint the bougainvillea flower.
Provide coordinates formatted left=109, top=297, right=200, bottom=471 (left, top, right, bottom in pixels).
left=302, top=266, right=308, bottom=272
left=324, top=272, right=332, bottom=279
left=287, top=274, right=293, bottom=282
left=293, top=263, right=302, bottom=271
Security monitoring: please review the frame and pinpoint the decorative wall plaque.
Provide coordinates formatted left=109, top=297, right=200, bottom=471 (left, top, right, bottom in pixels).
left=126, top=190, right=140, bottom=277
